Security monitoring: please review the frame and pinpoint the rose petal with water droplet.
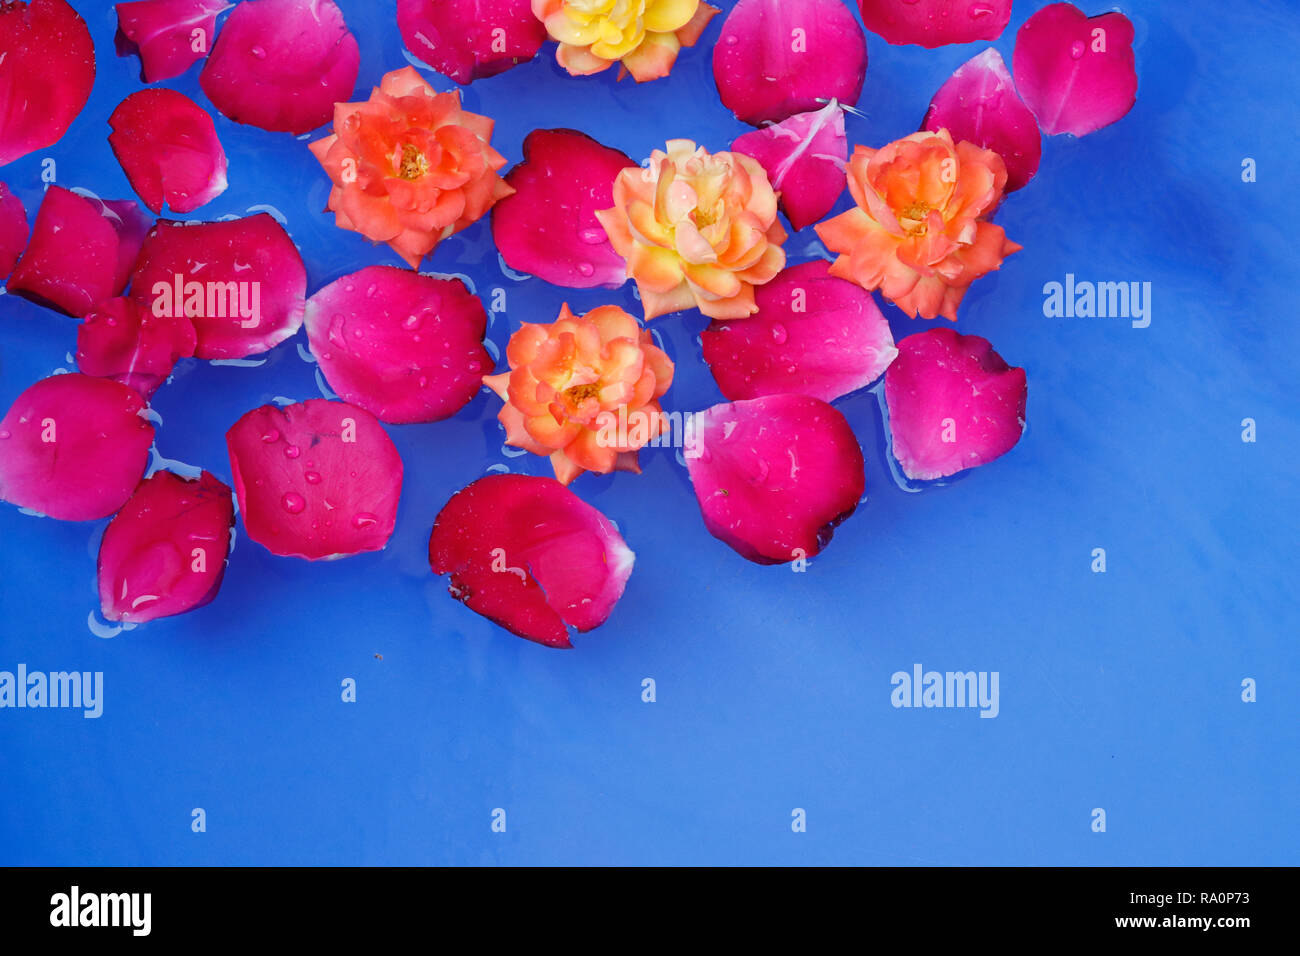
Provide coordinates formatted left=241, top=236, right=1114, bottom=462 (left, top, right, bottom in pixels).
left=731, top=100, right=847, bottom=231
left=397, top=0, right=545, bottom=84
left=115, top=0, right=233, bottom=82
left=429, top=474, right=635, bottom=648
left=0, top=373, right=155, bottom=521
left=76, top=296, right=197, bottom=400
left=109, top=89, right=229, bottom=214
left=98, top=470, right=234, bottom=623
left=858, top=0, right=1012, bottom=49
left=686, top=393, right=865, bottom=564
left=0, top=182, right=27, bottom=279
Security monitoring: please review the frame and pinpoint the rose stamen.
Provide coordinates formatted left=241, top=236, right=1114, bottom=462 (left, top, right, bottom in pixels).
left=398, top=143, right=429, bottom=181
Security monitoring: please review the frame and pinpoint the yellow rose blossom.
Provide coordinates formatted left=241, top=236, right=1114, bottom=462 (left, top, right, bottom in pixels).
left=532, top=0, right=719, bottom=82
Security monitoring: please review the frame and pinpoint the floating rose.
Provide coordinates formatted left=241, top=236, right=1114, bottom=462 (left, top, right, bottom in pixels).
left=0, top=0, right=95, bottom=166
left=305, top=266, right=492, bottom=425
left=115, top=0, right=232, bottom=83
left=814, top=129, right=1021, bottom=321
left=701, top=260, right=896, bottom=403
left=199, top=0, right=360, bottom=134
left=484, top=303, right=674, bottom=485
left=226, top=399, right=403, bottom=560
left=595, top=139, right=787, bottom=320
left=430, top=474, right=635, bottom=647
left=533, top=0, right=718, bottom=83
left=0, top=182, right=27, bottom=279
left=109, top=89, right=229, bottom=214
left=98, top=470, right=235, bottom=624
left=492, top=128, right=636, bottom=289
left=858, top=0, right=1012, bottom=49
left=731, top=100, right=848, bottom=232
left=0, top=374, right=155, bottom=521
left=686, top=394, right=865, bottom=565
left=713, top=0, right=866, bottom=126
left=309, top=67, right=513, bottom=270
left=76, top=297, right=197, bottom=401
left=884, top=327, right=1026, bottom=481
left=398, top=0, right=546, bottom=84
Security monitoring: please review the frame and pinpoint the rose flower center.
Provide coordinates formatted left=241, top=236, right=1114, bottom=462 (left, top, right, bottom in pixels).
left=563, top=383, right=601, bottom=406
left=398, top=143, right=429, bottom=181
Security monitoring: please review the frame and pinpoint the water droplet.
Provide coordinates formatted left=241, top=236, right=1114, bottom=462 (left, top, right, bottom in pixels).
left=467, top=360, right=481, bottom=374
left=968, top=2, right=994, bottom=17
left=284, top=445, right=300, bottom=459
left=0, top=430, right=9, bottom=440
left=281, top=492, right=306, bottom=514
left=578, top=227, right=606, bottom=245
left=304, top=471, right=322, bottom=485
left=260, top=429, right=280, bottom=443
left=724, top=34, right=738, bottom=44
left=577, top=262, right=595, bottom=277
left=351, top=512, right=378, bottom=530
left=771, top=323, right=788, bottom=345
left=250, top=45, right=266, bottom=59
left=1069, top=40, right=1085, bottom=59
left=402, top=313, right=422, bottom=330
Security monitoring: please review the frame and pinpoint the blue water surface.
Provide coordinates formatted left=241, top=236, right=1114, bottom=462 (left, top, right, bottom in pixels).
left=1, top=0, right=1297, bottom=866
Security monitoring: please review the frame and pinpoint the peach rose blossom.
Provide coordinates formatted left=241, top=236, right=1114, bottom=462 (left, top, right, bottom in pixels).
left=308, top=66, right=513, bottom=269
left=533, top=0, right=718, bottom=82
left=595, top=139, right=787, bottom=321
left=484, top=304, right=674, bottom=485
left=814, top=128, right=1022, bottom=321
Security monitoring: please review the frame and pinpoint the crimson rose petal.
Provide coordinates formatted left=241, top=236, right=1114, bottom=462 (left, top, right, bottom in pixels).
left=429, top=474, right=635, bottom=648
left=0, top=374, right=155, bottom=521
left=304, top=266, right=492, bottom=425
left=199, top=0, right=360, bottom=134
left=397, top=0, right=545, bottom=84
left=686, top=394, right=865, bottom=564
left=858, top=0, right=1011, bottom=49
left=98, top=470, right=235, bottom=623
left=884, top=327, right=1027, bottom=481
left=491, top=128, right=635, bottom=289
left=0, top=182, right=27, bottom=279
left=76, top=297, right=197, bottom=401
left=226, top=399, right=402, bottom=560
left=731, top=100, right=847, bottom=231
left=109, top=89, right=229, bottom=214
left=115, top=0, right=233, bottom=83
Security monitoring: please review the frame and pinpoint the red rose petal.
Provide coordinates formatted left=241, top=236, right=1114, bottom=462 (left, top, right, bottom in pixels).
left=101, top=198, right=153, bottom=294
left=129, top=214, right=307, bottom=360
left=398, top=0, right=545, bottom=84
left=731, top=100, right=847, bottom=231
left=304, top=266, right=491, bottom=425
left=702, top=260, right=896, bottom=403
left=429, top=474, right=635, bottom=648
left=858, top=0, right=1011, bottom=49
left=686, top=393, right=865, bottom=564
left=199, top=0, right=360, bottom=134
left=0, top=0, right=95, bottom=166
left=713, top=0, right=867, bottom=126
left=0, top=182, right=27, bottom=279
left=884, top=327, right=1026, bottom=481
left=76, top=296, right=197, bottom=400
left=923, top=48, right=1041, bottom=192
left=491, top=128, right=635, bottom=289
left=115, top=0, right=233, bottom=83
left=226, top=399, right=402, bottom=560
left=1012, top=2, right=1137, bottom=137
left=97, top=470, right=235, bottom=623
left=0, top=373, right=155, bottom=521
left=109, top=89, right=229, bottom=215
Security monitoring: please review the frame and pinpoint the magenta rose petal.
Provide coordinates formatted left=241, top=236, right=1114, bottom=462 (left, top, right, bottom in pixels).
left=97, top=470, right=235, bottom=624
left=199, top=0, right=360, bottom=135
left=491, top=128, right=635, bottom=289
left=713, top=0, right=867, bottom=126
left=731, top=100, right=847, bottom=231
left=100, top=199, right=153, bottom=294
left=702, top=260, right=896, bottom=403
left=429, top=474, right=635, bottom=648
left=0, top=0, right=95, bottom=166
left=1012, top=2, right=1137, bottom=137
left=858, top=0, right=1011, bottom=49
left=0, top=374, right=155, bottom=521
left=226, top=399, right=402, bottom=561
left=109, top=89, right=229, bottom=214
left=0, top=182, right=27, bottom=279
left=115, top=0, right=233, bottom=83
left=397, top=0, right=545, bottom=84
left=686, top=394, right=865, bottom=564
left=884, top=327, right=1027, bottom=482
left=304, top=266, right=491, bottom=425
left=129, top=214, right=307, bottom=360
left=76, top=297, right=197, bottom=400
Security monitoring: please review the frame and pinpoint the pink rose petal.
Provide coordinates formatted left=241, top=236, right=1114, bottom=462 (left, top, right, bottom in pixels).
left=98, top=470, right=235, bottom=623
left=491, top=128, right=635, bottom=289
left=923, top=48, right=1041, bottom=192
left=0, top=0, right=95, bottom=166
left=1012, top=2, right=1137, bottom=137
left=686, top=393, right=865, bottom=564
left=226, top=398, right=403, bottom=560
left=713, top=0, right=867, bottom=126
left=429, top=474, right=635, bottom=648
left=199, top=0, right=360, bottom=134
left=858, top=0, right=1011, bottom=49
left=101, top=199, right=154, bottom=295
left=702, top=260, right=896, bottom=403
left=76, top=296, right=197, bottom=400
left=0, top=373, right=155, bottom=521
left=398, top=0, right=545, bottom=84
left=109, top=89, right=229, bottom=214
left=115, top=0, right=233, bottom=83
left=884, top=327, right=1026, bottom=481
left=731, top=99, right=847, bottom=231
left=0, top=182, right=27, bottom=279
left=304, top=266, right=492, bottom=425
left=129, top=214, right=307, bottom=360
